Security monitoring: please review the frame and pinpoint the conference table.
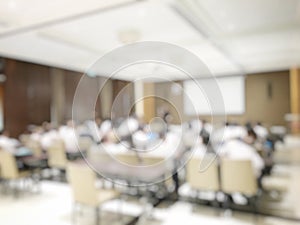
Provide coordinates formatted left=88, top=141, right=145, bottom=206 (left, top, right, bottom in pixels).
left=12, top=146, right=47, bottom=170
left=13, top=146, right=85, bottom=170
left=86, top=158, right=167, bottom=185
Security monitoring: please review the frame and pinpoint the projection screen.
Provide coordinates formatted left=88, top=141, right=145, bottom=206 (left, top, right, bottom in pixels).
left=183, top=76, right=245, bottom=115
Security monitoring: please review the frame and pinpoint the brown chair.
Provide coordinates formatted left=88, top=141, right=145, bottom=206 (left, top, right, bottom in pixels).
left=67, top=162, right=120, bottom=225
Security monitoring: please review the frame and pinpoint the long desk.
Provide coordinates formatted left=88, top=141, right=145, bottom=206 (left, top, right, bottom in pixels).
left=83, top=158, right=167, bottom=185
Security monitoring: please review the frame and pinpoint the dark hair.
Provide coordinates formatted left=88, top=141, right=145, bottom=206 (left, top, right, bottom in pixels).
left=247, top=129, right=257, bottom=140
left=245, top=122, right=252, bottom=131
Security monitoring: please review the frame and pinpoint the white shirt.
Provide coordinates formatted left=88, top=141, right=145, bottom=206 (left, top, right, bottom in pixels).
left=191, top=143, right=207, bottom=157
left=132, top=130, right=149, bottom=149
left=212, top=125, right=247, bottom=143
left=117, top=117, right=139, bottom=137
left=0, top=136, right=19, bottom=152
left=219, top=139, right=264, bottom=177
left=254, top=125, right=268, bottom=140
left=59, top=126, right=78, bottom=153
left=30, top=132, right=42, bottom=142
left=183, top=129, right=200, bottom=149
left=84, top=120, right=102, bottom=142
left=100, top=120, right=112, bottom=135
left=190, top=120, right=203, bottom=133
left=40, top=130, right=60, bottom=150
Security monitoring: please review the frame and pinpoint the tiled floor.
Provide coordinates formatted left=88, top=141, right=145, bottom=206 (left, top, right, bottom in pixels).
left=0, top=180, right=299, bottom=225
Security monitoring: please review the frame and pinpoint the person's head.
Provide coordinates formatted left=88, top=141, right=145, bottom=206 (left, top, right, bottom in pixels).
left=95, top=117, right=102, bottom=126
left=67, top=120, right=75, bottom=128
left=244, top=129, right=257, bottom=144
left=42, top=121, right=51, bottom=132
left=245, top=122, right=252, bottom=131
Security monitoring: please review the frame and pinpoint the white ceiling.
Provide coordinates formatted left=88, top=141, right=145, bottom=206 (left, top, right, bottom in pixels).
left=0, top=0, right=299, bottom=81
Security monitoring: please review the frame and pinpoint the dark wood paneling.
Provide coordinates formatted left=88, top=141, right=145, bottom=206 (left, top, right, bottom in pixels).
left=112, top=80, right=134, bottom=118
left=64, top=70, right=82, bottom=121
left=2, top=58, right=132, bottom=136
left=3, top=59, right=51, bottom=137
left=64, top=72, right=103, bottom=122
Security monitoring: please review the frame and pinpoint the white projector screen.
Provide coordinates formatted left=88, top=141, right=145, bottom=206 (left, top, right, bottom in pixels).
left=183, top=76, right=245, bottom=115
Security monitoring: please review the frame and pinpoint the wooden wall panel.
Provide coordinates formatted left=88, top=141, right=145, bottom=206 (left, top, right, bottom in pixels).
left=143, top=82, right=156, bottom=123
left=3, top=59, right=51, bottom=137
left=1, top=58, right=132, bottom=137
left=64, top=70, right=82, bottom=121
left=289, top=68, right=300, bottom=133
left=290, top=68, right=300, bottom=114
left=64, top=71, right=104, bottom=122
left=243, top=71, right=290, bottom=126
left=112, top=80, right=134, bottom=118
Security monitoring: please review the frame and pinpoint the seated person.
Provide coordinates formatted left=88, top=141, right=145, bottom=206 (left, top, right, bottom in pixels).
left=0, top=130, right=20, bottom=152
left=254, top=122, right=269, bottom=142
left=190, top=139, right=207, bottom=158
left=58, top=120, right=78, bottom=153
left=40, top=127, right=60, bottom=151
left=219, top=129, right=264, bottom=179
left=117, top=115, right=139, bottom=147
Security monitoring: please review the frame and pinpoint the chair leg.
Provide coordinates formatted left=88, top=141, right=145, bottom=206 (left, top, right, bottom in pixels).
left=95, top=206, right=100, bottom=225
left=72, top=203, right=76, bottom=225
left=249, top=196, right=258, bottom=214
left=12, top=180, right=20, bottom=198
left=222, top=194, right=231, bottom=210
left=1, top=180, right=9, bottom=194
left=118, top=195, right=125, bottom=223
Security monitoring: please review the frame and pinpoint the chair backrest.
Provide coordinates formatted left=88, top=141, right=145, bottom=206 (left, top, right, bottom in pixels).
left=220, top=159, right=257, bottom=196
left=141, top=156, right=164, bottom=166
left=47, top=140, right=67, bottom=169
left=186, top=157, right=219, bottom=192
left=26, top=140, right=43, bottom=157
left=67, top=162, right=99, bottom=206
left=19, top=134, right=30, bottom=145
left=78, top=137, right=93, bottom=152
left=141, top=155, right=173, bottom=187
left=0, top=150, right=19, bottom=179
left=115, top=153, right=140, bottom=166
